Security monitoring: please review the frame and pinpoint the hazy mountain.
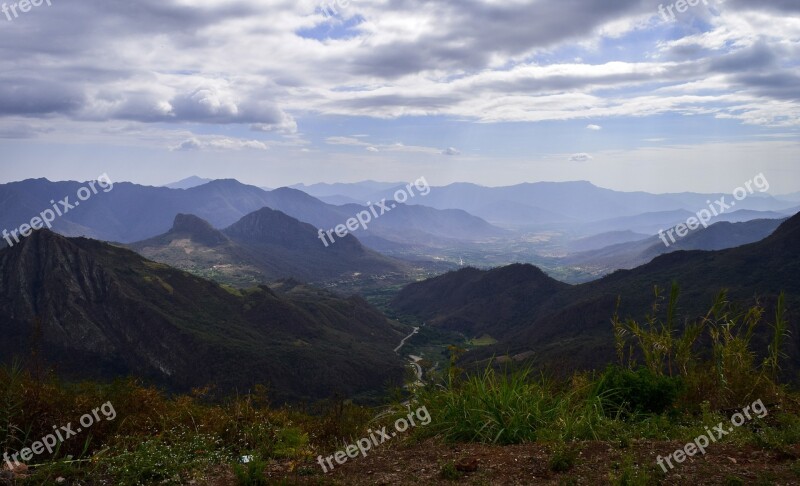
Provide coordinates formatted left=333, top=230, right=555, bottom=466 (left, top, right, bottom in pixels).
left=130, top=210, right=407, bottom=287
left=0, top=178, right=501, bottom=249
left=777, top=191, right=800, bottom=203
left=782, top=205, right=800, bottom=215
left=290, top=181, right=402, bottom=201
left=716, top=209, right=789, bottom=223
left=565, top=218, right=788, bottom=273
left=319, top=195, right=362, bottom=205
left=365, top=181, right=794, bottom=226
left=164, top=176, right=213, bottom=189
left=0, top=178, right=280, bottom=243
left=470, top=201, right=574, bottom=227
left=0, top=230, right=405, bottom=402
left=567, top=231, right=650, bottom=253
left=392, top=212, right=800, bottom=373
left=579, top=209, right=693, bottom=235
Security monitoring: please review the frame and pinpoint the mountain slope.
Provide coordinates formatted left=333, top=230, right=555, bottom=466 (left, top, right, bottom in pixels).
left=0, top=230, right=405, bottom=402
left=392, top=264, right=569, bottom=337
left=392, top=212, right=800, bottom=372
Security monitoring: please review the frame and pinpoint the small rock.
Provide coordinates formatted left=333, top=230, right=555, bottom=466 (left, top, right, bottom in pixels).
left=56, top=478, right=66, bottom=485
left=455, top=458, right=479, bottom=472
left=727, top=457, right=737, bottom=464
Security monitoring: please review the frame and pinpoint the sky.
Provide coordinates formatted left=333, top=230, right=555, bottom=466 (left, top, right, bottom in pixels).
left=1, top=0, right=799, bottom=194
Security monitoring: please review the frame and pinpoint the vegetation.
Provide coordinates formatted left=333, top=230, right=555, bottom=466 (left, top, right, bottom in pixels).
left=1, top=287, right=798, bottom=484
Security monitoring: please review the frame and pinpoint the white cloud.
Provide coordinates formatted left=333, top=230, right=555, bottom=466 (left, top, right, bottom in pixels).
left=171, top=135, right=269, bottom=152
left=442, top=147, right=461, bottom=156
left=569, top=153, right=593, bottom=162
left=586, top=124, right=602, bottom=130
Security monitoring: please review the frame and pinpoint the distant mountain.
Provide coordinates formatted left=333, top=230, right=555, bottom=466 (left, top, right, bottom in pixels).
left=579, top=209, right=693, bottom=235
left=291, top=181, right=403, bottom=201
left=782, top=205, right=800, bottom=216
left=335, top=202, right=507, bottom=245
left=0, top=179, right=502, bottom=249
left=565, top=218, right=787, bottom=273
left=0, top=230, right=405, bottom=402
left=131, top=210, right=407, bottom=287
left=164, top=176, right=213, bottom=189
left=567, top=231, right=650, bottom=253
left=367, top=181, right=795, bottom=226
left=319, top=195, right=362, bottom=205
left=716, top=209, right=789, bottom=223
left=392, top=212, right=800, bottom=373
left=777, top=191, right=800, bottom=203
left=470, top=201, right=574, bottom=227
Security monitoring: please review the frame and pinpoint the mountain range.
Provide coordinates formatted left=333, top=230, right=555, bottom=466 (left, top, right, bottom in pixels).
left=0, top=178, right=503, bottom=248
left=297, top=180, right=796, bottom=229
left=130, top=210, right=408, bottom=288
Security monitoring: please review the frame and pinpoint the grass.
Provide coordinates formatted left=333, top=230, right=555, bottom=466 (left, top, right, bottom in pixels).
left=469, top=334, right=498, bottom=346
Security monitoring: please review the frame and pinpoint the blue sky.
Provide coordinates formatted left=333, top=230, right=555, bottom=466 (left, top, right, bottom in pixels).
left=1, top=0, right=799, bottom=193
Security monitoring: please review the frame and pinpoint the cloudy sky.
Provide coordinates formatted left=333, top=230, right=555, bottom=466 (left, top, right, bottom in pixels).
left=1, top=0, right=799, bottom=193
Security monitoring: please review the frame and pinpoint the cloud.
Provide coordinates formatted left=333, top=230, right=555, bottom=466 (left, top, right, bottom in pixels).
left=569, top=153, right=593, bottom=162
left=171, top=136, right=269, bottom=152
left=586, top=124, right=602, bottom=130
left=0, top=123, right=53, bottom=139
left=1, top=0, right=799, bottom=159
left=442, top=147, right=461, bottom=156
left=325, top=136, right=441, bottom=154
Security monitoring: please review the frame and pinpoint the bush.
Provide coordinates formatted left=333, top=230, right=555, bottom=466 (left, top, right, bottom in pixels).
left=594, top=366, right=682, bottom=416
left=549, top=444, right=579, bottom=472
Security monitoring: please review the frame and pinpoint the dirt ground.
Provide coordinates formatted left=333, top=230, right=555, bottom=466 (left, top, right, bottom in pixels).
left=255, top=438, right=800, bottom=485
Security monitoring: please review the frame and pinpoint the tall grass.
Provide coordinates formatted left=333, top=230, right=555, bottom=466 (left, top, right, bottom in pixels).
left=613, top=286, right=787, bottom=409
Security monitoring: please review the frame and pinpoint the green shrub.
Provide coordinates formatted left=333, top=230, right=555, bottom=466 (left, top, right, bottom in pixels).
left=594, top=366, right=682, bottom=416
